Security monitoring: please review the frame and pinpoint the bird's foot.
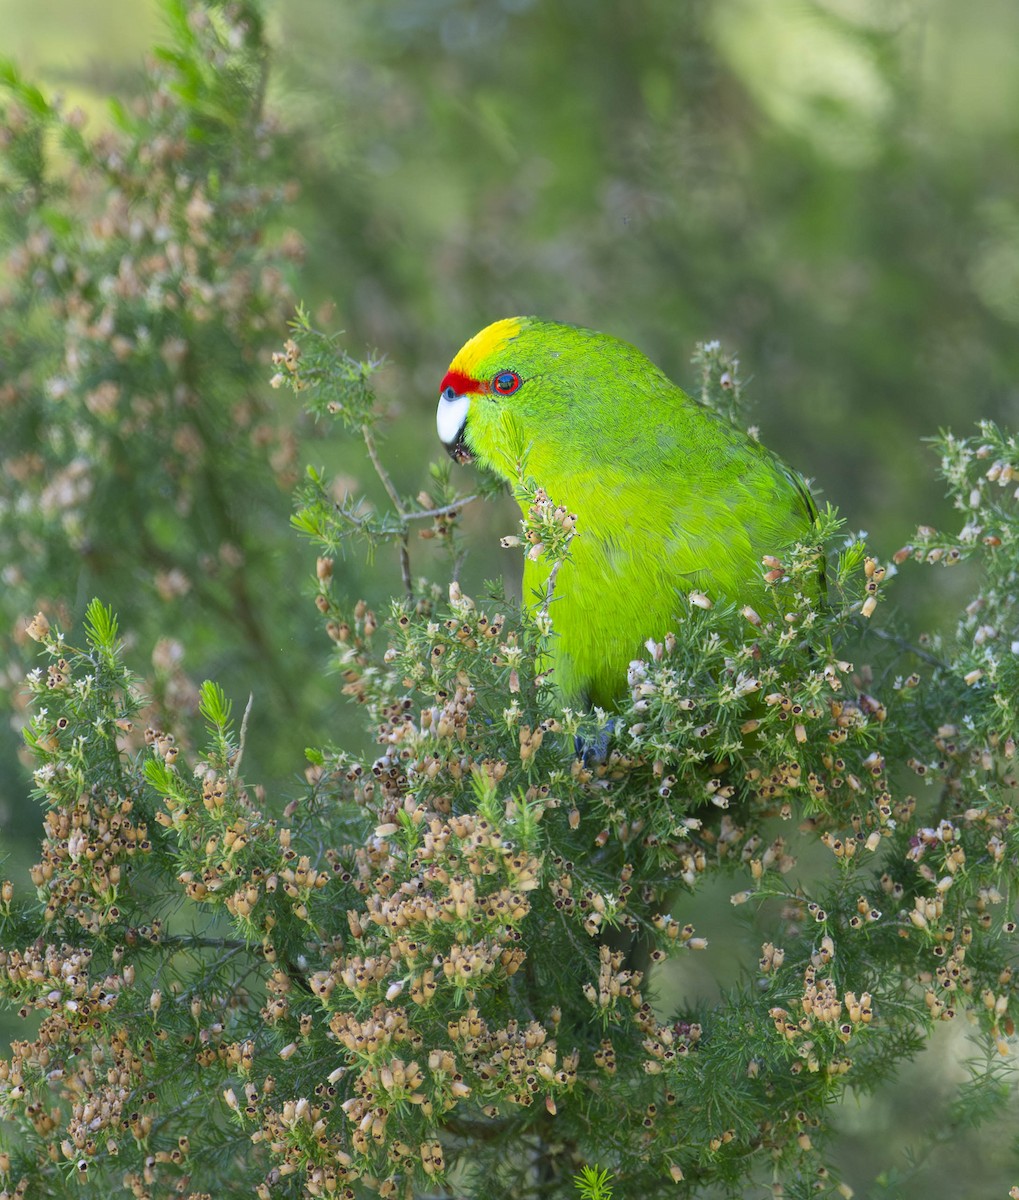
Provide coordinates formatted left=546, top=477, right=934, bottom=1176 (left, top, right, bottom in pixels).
left=575, top=718, right=616, bottom=766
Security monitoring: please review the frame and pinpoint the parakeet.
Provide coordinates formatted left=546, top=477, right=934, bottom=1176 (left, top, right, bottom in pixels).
left=436, top=317, right=818, bottom=710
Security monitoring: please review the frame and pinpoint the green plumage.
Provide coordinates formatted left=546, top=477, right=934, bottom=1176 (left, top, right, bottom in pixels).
left=439, top=318, right=817, bottom=709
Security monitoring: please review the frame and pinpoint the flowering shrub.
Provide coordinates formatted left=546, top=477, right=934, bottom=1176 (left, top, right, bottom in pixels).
left=0, top=0, right=305, bottom=765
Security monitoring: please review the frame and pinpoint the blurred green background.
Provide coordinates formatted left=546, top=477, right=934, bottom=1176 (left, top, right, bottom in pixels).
left=3, top=0, right=1019, bottom=1195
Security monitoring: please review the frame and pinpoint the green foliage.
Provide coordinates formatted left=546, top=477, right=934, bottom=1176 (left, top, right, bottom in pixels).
left=573, top=1165, right=614, bottom=1200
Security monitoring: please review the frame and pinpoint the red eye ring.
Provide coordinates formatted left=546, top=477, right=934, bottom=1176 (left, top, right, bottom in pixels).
left=492, top=370, right=521, bottom=396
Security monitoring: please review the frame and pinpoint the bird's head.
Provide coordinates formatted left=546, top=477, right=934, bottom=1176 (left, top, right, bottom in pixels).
left=436, top=316, right=670, bottom=478
left=436, top=316, right=534, bottom=467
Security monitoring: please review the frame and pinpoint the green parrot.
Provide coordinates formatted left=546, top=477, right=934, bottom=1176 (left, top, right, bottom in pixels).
left=436, top=317, right=818, bottom=710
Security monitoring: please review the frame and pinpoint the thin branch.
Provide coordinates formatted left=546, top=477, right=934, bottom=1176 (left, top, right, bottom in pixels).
left=541, top=532, right=574, bottom=616
left=441, top=1114, right=514, bottom=1141
left=329, top=496, right=475, bottom=536
left=405, top=496, right=478, bottom=521
left=398, top=539, right=413, bottom=600
left=451, top=548, right=467, bottom=586
left=362, top=423, right=414, bottom=600
left=361, top=424, right=405, bottom=516
left=346, top=426, right=477, bottom=600
left=868, top=626, right=950, bottom=670
left=333, top=503, right=370, bottom=529
left=160, top=935, right=250, bottom=952
left=231, top=692, right=254, bottom=779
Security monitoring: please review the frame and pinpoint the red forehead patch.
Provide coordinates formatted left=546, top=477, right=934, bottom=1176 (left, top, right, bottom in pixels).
left=440, top=370, right=490, bottom=397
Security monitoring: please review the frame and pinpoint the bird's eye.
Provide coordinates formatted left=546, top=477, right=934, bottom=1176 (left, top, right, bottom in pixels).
left=442, top=385, right=457, bottom=401
left=492, top=370, right=521, bottom=396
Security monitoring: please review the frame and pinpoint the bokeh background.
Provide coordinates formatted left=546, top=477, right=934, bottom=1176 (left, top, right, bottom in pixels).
left=3, top=0, right=1019, bottom=1195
